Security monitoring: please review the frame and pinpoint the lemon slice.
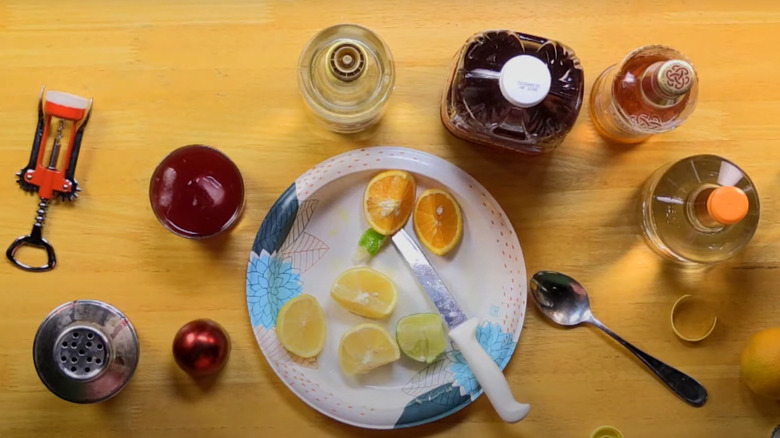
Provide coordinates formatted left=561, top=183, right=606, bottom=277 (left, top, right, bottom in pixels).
left=339, top=323, right=400, bottom=375
left=276, top=294, right=327, bottom=358
left=396, top=313, right=447, bottom=363
left=331, top=267, right=398, bottom=319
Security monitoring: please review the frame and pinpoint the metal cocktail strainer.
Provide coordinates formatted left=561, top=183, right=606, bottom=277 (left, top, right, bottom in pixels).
left=33, top=300, right=139, bottom=403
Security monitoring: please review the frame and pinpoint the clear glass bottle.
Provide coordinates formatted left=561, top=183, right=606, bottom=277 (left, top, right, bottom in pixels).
left=590, top=45, right=698, bottom=143
left=441, top=30, right=584, bottom=155
left=639, top=155, right=759, bottom=265
left=298, top=24, right=394, bottom=133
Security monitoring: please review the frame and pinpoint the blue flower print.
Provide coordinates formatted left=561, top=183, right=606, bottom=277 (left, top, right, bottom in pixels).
left=450, top=322, right=516, bottom=397
left=246, top=251, right=302, bottom=329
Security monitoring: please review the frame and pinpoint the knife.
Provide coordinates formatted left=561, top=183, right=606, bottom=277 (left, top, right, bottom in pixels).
left=392, top=229, right=530, bottom=423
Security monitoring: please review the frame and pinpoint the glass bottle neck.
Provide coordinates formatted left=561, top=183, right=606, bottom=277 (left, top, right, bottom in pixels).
left=640, top=61, right=690, bottom=107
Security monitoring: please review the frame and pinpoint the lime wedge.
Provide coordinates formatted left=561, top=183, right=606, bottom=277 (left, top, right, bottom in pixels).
left=354, top=228, right=387, bottom=264
left=359, top=228, right=387, bottom=256
left=396, top=313, right=447, bottom=363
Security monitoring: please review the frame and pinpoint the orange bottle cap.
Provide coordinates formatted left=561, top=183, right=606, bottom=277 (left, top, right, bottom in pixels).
left=706, top=186, right=749, bottom=225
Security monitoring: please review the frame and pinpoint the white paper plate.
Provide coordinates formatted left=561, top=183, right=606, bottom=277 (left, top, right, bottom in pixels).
left=246, top=147, right=526, bottom=428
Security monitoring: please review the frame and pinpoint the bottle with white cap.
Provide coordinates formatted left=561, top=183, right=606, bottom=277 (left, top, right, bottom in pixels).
left=590, top=45, right=699, bottom=143
left=441, top=30, right=584, bottom=155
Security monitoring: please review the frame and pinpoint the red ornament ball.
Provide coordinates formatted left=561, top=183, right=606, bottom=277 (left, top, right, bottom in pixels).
left=172, top=319, right=231, bottom=376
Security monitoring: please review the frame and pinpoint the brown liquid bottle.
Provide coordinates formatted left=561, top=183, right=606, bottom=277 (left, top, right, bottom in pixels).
left=590, top=45, right=698, bottom=143
left=442, top=30, right=584, bottom=155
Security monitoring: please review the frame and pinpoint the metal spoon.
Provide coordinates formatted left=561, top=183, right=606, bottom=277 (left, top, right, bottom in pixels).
left=530, top=271, right=708, bottom=407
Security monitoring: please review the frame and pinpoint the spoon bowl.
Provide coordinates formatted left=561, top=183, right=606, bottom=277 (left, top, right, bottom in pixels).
left=530, top=271, right=593, bottom=326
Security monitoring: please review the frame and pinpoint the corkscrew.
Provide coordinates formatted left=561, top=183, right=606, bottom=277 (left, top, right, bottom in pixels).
left=7, top=87, right=92, bottom=272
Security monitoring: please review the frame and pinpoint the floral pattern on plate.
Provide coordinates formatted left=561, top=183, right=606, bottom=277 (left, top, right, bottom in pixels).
left=246, top=147, right=526, bottom=429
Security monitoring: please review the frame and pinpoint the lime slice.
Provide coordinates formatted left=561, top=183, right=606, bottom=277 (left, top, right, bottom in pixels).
left=396, top=313, right=447, bottom=363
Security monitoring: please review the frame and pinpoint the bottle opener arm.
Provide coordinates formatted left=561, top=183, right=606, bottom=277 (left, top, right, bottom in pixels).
left=62, top=101, right=92, bottom=198
left=16, top=87, right=46, bottom=193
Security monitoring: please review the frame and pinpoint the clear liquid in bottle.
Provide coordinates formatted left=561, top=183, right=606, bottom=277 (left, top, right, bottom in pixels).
left=639, top=155, right=759, bottom=264
left=298, top=24, right=394, bottom=134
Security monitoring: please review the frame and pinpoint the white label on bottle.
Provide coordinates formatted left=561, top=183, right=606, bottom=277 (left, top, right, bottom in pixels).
left=499, top=55, right=551, bottom=108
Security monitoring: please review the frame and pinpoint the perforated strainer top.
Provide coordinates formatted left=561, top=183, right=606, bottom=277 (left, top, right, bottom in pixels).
left=55, top=326, right=109, bottom=380
left=33, top=300, right=139, bottom=404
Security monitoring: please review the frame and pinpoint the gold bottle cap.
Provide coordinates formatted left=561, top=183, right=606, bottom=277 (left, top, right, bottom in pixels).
left=590, top=425, right=624, bottom=438
left=671, top=294, right=717, bottom=342
left=656, top=60, right=695, bottom=96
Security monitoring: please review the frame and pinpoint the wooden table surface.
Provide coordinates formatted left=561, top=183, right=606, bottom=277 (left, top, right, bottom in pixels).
left=2, top=1, right=780, bottom=437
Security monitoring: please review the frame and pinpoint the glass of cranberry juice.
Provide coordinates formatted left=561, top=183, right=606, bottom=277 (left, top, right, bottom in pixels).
left=149, top=145, right=245, bottom=239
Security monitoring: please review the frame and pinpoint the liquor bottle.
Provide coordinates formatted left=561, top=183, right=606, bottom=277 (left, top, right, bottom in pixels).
left=640, top=155, right=759, bottom=264
left=298, top=24, right=394, bottom=133
left=590, top=45, right=698, bottom=143
left=442, top=30, right=584, bottom=154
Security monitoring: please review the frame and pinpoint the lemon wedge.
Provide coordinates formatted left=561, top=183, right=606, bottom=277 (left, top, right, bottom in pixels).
left=339, top=323, right=400, bottom=375
left=331, top=267, right=398, bottom=319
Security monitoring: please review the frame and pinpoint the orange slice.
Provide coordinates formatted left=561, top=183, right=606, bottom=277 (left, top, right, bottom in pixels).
left=363, top=170, right=416, bottom=235
left=413, top=188, right=463, bottom=256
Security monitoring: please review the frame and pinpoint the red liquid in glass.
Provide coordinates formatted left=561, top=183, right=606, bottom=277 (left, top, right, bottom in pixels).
left=150, top=145, right=244, bottom=238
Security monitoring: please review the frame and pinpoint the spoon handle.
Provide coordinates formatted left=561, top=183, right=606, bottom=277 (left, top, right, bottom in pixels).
left=589, top=317, right=708, bottom=407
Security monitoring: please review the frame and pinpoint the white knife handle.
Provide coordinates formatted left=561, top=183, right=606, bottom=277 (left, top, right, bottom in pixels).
left=448, top=317, right=530, bottom=423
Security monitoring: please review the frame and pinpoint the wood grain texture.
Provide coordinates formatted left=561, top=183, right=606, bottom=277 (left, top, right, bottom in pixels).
left=1, top=0, right=779, bottom=437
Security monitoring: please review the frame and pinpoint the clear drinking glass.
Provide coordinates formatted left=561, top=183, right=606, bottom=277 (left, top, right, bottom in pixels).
left=149, top=145, right=245, bottom=239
